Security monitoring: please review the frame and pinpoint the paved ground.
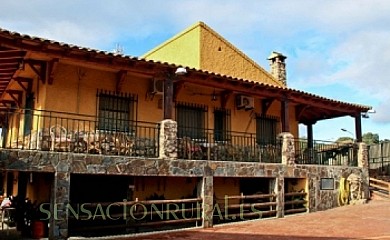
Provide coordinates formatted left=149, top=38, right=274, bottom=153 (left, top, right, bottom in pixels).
left=1, top=200, right=389, bottom=239
left=115, top=200, right=390, bottom=240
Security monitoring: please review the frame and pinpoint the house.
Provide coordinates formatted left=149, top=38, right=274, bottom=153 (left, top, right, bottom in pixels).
left=0, top=22, right=370, bottom=240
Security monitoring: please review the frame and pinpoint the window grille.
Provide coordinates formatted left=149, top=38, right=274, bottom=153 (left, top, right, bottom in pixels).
left=23, top=93, right=34, bottom=136
left=176, top=102, right=208, bottom=140
left=214, top=108, right=231, bottom=141
left=256, top=114, right=279, bottom=145
left=96, top=90, right=137, bottom=132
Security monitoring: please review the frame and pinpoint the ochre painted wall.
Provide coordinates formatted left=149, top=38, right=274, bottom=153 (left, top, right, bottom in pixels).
left=133, top=176, right=198, bottom=201
left=143, top=27, right=201, bottom=69
left=26, top=172, right=52, bottom=205
left=200, top=27, right=281, bottom=86
left=214, top=177, right=240, bottom=205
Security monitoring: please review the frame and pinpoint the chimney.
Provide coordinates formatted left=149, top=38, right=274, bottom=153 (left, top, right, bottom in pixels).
left=268, top=51, right=287, bottom=86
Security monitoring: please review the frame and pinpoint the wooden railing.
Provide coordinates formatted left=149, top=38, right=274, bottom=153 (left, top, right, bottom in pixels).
left=370, top=177, right=390, bottom=199
left=69, top=198, right=202, bottom=236
left=214, top=193, right=277, bottom=224
left=284, top=191, right=307, bottom=215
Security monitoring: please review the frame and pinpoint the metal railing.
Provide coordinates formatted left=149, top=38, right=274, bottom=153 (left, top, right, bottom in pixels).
left=177, top=128, right=282, bottom=163
left=0, top=108, right=159, bottom=158
left=369, top=142, right=390, bottom=175
left=294, top=139, right=358, bottom=166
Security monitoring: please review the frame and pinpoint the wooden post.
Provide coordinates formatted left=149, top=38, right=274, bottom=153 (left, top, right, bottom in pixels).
left=281, top=97, right=290, bottom=132
left=164, top=76, right=174, bottom=120
left=355, top=113, right=362, bottom=142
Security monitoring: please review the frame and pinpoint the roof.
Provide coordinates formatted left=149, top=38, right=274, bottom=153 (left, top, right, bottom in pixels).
left=0, top=27, right=371, bottom=123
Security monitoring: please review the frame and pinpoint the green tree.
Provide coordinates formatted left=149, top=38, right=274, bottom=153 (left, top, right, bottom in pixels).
left=362, top=132, right=379, bottom=144
left=336, top=136, right=354, bottom=143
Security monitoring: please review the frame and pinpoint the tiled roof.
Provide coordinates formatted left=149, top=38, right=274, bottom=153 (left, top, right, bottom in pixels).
left=0, top=27, right=371, bottom=113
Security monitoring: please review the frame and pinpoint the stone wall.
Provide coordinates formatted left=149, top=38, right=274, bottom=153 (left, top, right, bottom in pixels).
left=0, top=123, right=369, bottom=239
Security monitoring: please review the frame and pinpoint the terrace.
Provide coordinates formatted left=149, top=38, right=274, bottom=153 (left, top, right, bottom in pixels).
left=0, top=108, right=357, bottom=166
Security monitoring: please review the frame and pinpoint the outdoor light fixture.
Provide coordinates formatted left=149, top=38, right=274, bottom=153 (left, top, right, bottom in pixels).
left=175, top=67, right=187, bottom=76
left=341, top=128, right=354, bottom=137
left=211, top=89, right=217, bottom=101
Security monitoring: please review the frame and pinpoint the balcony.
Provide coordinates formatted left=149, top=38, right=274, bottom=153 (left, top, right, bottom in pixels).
left=0, top=109, right=359, bottom=166
left=177, top=129, right=282, bottom=163
left=0, top=108, right=159, bottom=158
left=294, top=138, right=358, bottom=166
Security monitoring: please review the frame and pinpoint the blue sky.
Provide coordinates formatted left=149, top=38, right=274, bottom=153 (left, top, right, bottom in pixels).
left=1, top=0, right=389, bottom=141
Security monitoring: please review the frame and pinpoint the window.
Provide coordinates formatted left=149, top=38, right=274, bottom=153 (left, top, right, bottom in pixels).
left=176, top=103, right=207, bottom=139
left=97, top=91, right=137, bottom=132
left=23, top=94, right=34, bottom=136
left=256, top=115, right=278, bottom=145
left=214, top=108, right=230, bottom=141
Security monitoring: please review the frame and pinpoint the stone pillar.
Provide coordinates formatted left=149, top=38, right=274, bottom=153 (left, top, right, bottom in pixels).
left=357, top=142, right=369, bottom=200
left=274, top=176, right=284, bottom=218
left=49, top=155, right=71, bottom=240
left=201, top=167, right=214, bottom=228
left=307, top=173, right=318, bottom=212
left=159, top=119, right=177, bottom=160
left=280, top=132, right=295, bottom=165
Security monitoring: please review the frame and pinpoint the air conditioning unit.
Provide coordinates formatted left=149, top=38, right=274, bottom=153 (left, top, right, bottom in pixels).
left=236, top=95, right=254, bottom=110
left=152, top=79, right=164, bottom=95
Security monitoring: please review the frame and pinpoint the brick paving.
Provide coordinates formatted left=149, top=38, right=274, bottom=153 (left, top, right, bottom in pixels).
left=1, top=200, right=389, bottom=239
left=114, top=200, right=390, bottom=240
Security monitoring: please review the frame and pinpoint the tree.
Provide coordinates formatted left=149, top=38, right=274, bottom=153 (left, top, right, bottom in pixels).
left=362, top=132, right=379, bottom=145
left=336, top=137, right=354, bottom=143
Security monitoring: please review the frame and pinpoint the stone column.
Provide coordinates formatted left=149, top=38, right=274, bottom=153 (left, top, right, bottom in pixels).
left=159, top=119, right=177, bottom=160
left=280, top=132, right=295, bottom=165
left=201, top=166, right=214, bottom=228
left=49, top=155, right=71, bottom=240
left=357, top=142, right=370, bottom=200
left=274, top=176, right=284, bottom=218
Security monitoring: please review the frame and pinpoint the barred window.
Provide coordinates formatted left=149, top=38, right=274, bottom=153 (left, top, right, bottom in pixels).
left=97, top=91, right=137, bottom=132
left=176, top=103, right=207, bottom=140
left=23, top=93, right=34, bottom=136
left=214, top=108, right=231, bottom=141
left=256, top=115, right=278, bottom=145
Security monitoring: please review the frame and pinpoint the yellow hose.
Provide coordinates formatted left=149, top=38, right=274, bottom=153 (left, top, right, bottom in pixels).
left=338, top=177, right=350, bottom=206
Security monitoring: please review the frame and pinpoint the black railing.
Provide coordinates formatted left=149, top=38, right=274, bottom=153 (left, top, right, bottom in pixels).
left=0, top=108, right=159, bottom=158
left=294, top=139, right=358, bottom=166
left=177, top=128, right=282, bottom=163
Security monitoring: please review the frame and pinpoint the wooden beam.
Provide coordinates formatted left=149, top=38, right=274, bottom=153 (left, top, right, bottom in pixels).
left=0, top=50, right=26, bottom=59
left=115, top=70, right=127, bottom=93
left=220, top=90, right=233, bottom=109
left=26, top=59, right=47, bottom=84
left=262, top=99, right=275, bottom=115
left=163, top=74, right=174, bottom=119
left=355, top=113, right=362, bottom=142
left=0, top=69, right=16, bottom=73
left=281, top=96, right=290, bottom=132
left=15, top=77, right=33, bottom=93
left=5, top=90, right=23, bottom=107
left=173, top=81, right=185, bottom=102
left=295, top=104, right=309, bottom=121
left=47, top=58, right=59, bottom=85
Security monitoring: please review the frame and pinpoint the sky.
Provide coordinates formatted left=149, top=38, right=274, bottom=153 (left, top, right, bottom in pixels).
left=1, top=0, right=389, bottom=141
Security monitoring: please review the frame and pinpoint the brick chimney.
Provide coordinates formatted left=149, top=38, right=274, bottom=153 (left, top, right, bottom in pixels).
left=268, top=51, right=287, bottom=86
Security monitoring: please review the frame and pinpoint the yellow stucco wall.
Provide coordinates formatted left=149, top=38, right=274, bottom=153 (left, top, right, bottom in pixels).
left=142, top=27, right=201, bottom=69
left=26, top=172, right=52, bottom=204
left=199, top=26, right=282, bottom=86
left=143, top=22, right=282, bottom=87
left=214, top=177, right=240, bottom=205
left=133, top=176, right=198, bottom=200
